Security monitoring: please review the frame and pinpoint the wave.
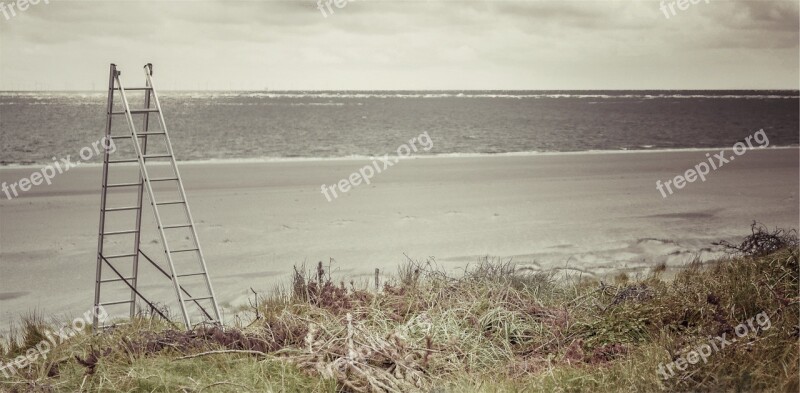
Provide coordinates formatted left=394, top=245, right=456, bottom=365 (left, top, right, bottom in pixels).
left=2, top=146, right=797, bottom=168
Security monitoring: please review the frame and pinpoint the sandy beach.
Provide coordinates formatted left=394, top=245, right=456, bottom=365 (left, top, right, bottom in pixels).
left=0, top=148, right=798, bottom=327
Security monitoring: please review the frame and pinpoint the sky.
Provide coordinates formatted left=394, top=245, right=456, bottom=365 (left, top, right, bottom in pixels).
left=0, top=0, right=798, bottom=90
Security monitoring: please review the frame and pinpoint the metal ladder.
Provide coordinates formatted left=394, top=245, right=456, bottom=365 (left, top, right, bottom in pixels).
left=94, top=63, right=222, bottom=330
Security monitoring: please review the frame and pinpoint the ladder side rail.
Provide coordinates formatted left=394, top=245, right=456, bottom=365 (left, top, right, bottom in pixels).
left=115, top=73, right=193, bottom=329
left=94, top=64, right=117, bottom=329
left=144, top=65, right=223, bottom=326
left=128, top=75, right=153, bottom=318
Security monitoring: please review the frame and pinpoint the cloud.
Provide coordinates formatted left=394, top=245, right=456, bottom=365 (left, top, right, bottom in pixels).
left=0, top=0, right=797, bottom=89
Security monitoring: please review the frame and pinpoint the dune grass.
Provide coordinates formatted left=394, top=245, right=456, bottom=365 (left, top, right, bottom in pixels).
left=1, top=225, right=798, bottom=392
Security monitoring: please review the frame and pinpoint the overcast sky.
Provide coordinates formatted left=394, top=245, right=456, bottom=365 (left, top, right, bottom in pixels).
left=0, top=0, right=797, bottom=90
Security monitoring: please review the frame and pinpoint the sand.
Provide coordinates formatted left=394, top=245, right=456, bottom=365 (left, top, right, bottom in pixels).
left=1, top=148, right=798, bottom=328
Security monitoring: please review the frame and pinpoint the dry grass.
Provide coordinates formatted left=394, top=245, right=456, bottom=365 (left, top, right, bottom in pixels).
left=1, top=227, right=798, bottom=392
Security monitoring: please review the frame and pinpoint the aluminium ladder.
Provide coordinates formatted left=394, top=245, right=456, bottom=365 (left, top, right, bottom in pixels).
left=93, top=63, right=222, bottom=330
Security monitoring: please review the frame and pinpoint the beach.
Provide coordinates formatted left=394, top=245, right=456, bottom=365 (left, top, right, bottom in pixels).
left=0, top=148, right=798, bottom=327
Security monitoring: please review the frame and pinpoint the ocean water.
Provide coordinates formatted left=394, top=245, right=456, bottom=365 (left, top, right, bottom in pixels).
left=0, top=90, right=798, bottom=165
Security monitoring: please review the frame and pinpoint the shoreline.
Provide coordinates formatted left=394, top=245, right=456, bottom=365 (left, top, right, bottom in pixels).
left=1, top=145, right=797, bottom=169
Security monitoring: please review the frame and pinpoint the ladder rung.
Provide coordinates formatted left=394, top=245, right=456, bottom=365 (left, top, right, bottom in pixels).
left=105, top=182, right=141, bottom=188
left=161, top=224, right=192, bottom=229
left=111, top=109, right=158, bottom=115
left=100, top=300, right=134, bottom=306
left=116, top=87, right=152, bottom=91
left=103, top=229, right=138, bottom=235
left=155, top=200, right=185, bottom=206
left=150, top=177, right=179, bottom=182
left=100, top=276, right=134, bottom=283
left=109, top=155, right=170, bottom=163
left=170, top=248, right=199, bottom=254
left=103, top=252, right=137, bottom=259
left=183, top=296, right=213, bottom=302
left=177, top=272, right=207, bottom=278
left=103, top=205, right=141, bottom=212
left=109, top=132, right=167, bottom=138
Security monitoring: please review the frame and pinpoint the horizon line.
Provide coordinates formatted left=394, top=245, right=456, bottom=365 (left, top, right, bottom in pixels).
left=1, top=88, right=799, bottom=93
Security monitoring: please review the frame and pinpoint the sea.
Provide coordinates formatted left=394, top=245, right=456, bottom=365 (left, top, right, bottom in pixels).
left=1, top=90, right=798, bottom=166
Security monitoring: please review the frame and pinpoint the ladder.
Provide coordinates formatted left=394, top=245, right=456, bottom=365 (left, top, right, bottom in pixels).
left=93, top=63, right=222, bottom=330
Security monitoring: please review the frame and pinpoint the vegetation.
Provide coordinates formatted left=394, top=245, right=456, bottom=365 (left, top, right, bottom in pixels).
left=1, top=225, right=798, bottom=392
